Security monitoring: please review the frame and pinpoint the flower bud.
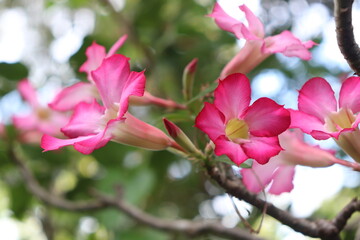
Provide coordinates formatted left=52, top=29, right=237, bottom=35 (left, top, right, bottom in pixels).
left=163, top=118, right=204, bottom=158
left=182, top=58, right=198, bottom=101
left=112, top=113, right=182, bottom=151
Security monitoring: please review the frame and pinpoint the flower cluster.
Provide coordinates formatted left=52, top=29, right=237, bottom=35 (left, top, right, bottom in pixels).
left=13, top=37, right=183, bottom=154
left=10, top=2, right=360, bottom=198
left=41, top=53, right=182, bottom=154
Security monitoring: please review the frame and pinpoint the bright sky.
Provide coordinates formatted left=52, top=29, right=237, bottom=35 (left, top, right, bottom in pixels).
left=0, top=0, right=360, bottom=239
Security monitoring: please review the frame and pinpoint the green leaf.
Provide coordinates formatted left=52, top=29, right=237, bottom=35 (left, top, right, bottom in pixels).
left=0, top=63, right=28, bottom=81
left=215, top=156, right=253, bottom=168
left=215, top=155, right=235, bottom=166
left=240, top=159, right=253, bottom=168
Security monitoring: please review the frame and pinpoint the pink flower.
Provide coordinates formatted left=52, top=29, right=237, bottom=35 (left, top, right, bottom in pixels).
left=49, top=35, right=128, bottom=111
left=12, top=79, right=69, bottom=143
left=41, top=54, right=180, bottom=154
left=208, top=3, right=316, bottom=78
left=241, top=130, right=336, bottom=195
left=290, top=76, right=360, bottom=163
left=80, top=35, right=128, bottom=83
left=195, top=73, right=290, bottom=165
left=49, top=34, right=184, bottom=111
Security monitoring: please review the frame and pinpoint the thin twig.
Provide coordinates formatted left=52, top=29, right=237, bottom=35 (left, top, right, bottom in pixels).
left=8, top=145, right=264, bottom=240
left=334, top=0, right=360, bottom=75
left=228, top=194, right=255, bottom=232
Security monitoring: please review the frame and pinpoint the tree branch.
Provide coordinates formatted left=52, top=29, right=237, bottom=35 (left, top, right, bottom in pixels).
left=8, top=146, right=263, bottom=240
left=8, top=147, right=110, bottom=211
left=96, top=190, right=264, bottom=240
left=332, top=197, right=360, bottom=231
left=334, top=0, right=360, bottom=75
left=206, top=163, right=356, bottom=240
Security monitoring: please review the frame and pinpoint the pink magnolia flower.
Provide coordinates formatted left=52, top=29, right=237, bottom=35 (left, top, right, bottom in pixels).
left=195, top=73, right=290, bottom=165
left=290, top=76, right=360, bottom=163
left=49, top=34, right=183, bottom=111
left=241, top=130, right=336, bottom=195
left=12, top=79, right=69, bottom=143
left=41, top=54, right=181, bottom=154
left=208, top=3, right=316, bottom=78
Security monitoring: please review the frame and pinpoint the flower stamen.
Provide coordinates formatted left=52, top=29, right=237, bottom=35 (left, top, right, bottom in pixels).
left=225, top=118, right=249, bottom=141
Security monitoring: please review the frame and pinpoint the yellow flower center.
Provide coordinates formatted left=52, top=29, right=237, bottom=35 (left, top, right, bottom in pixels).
left=225, top=118, right=249, bottom=142
left=325, top=108, right=356, bottom=132
left=36, top=108, right=51, bottom=120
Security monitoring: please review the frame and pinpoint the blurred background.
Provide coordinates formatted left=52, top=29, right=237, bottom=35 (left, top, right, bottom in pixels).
left=0, top=0, right=359, bottom=239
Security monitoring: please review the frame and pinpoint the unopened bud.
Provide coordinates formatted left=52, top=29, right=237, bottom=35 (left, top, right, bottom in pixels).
left=182, top=58, right=198, bottom=101
left=112, top=113, right=181, bottom=151
left=163, top=118, right=204, bottom=158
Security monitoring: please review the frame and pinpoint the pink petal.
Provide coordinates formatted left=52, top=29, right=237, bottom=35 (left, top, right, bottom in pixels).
left=339, top=76, right=360, bottom=113
left=207, top=3, right=241, bottom=34
left=117, top=70, right=146, bottom=118
left=12, top=114, right=38, bottom=131
left=13, top=108, right=69, bottom=137
left=220, top=41, right=268, bottom=78
left=107, top=34, right=128, bottom=56
left=37, top=112, right=69, bottom=136
left=234, top=23, right=260, bottom=41
left=241, top=159, right=280, bottom=193
left=195, top=102, right=225, bottom=141
left=310, top=130, right=339, bottom=140
left=298, top=77, right=336, bottom=121
left=41, top=132, right=111, bottom=155
left=79, top=42, right=107, bottom=82
left=42, top=119, right=116, bottom=154
left=278, top=130, right=335, bottom=167
left=72, top=130, right=112, bottom=154
left=91, top=54, right=130, bottom=109
left=239, top=5, right=264, bottom=38
left=19, top=131, right=42, bottom=144
left=268, top=165, right=295, bottom=195
left=245, top=97, right=290, bottom=137
left=130, top=92, right=185, bottom=109
left=41, top=134, right=96, bottom=152
left=18, top=79, right=39, bottom=107
left=214, top=73, right=251, bottom=121
left=289, top=109, right=329, bottom=138
left=262, top=31, right=316, bottom=60
left=61, top=100, right=106, bottom=138
left=242, top=136, right=282, bottom=164
left=214, top=136, right=248, bottom=165
left=48, top=82, right=98, bottom=111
